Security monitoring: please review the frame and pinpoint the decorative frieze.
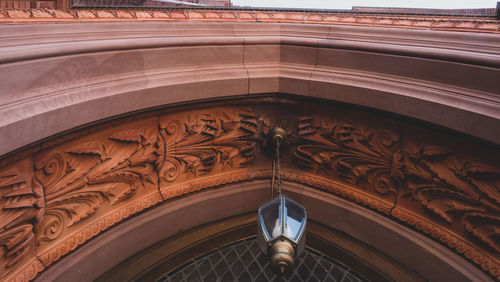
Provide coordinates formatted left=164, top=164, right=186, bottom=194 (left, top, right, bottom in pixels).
left=0, top=99, right=498, bottom=280
left=34, top=117, right=161, bottom=266
left=0, top=9, right=498, bottom=33
left=292, top=112, right=500, bottom=277
left=0, top=158, right=44, bottom=281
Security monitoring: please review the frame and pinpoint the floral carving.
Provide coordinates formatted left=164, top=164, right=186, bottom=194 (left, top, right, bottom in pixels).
left=0, top=168, right=44, bottom=279
left=0, top=101, right=499, bottom=281
left=156, top=109, right=257, bottom=183
left=294, top=116, right=403, bottom=200
left=293, top=115, right=500, bottom=254
left=34, top=128, right=157, bottom=244
left=403, top=141, right=500, bottom=253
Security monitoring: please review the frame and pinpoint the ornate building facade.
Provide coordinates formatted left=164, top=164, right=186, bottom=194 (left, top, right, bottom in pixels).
left=0, top=3, right=499, bottom=281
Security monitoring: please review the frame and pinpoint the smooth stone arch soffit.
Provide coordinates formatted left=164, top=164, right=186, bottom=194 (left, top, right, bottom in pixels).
left=0, top=98, right=499, bottom=281
left=0, top=21, right=499, bottom=157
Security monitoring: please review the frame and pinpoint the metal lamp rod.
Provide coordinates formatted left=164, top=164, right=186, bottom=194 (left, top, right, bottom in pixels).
left=270, top=127, right=286, bottom=199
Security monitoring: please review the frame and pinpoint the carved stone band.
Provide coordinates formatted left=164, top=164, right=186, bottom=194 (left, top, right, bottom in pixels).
left=0, top=98, right=499, bottom=281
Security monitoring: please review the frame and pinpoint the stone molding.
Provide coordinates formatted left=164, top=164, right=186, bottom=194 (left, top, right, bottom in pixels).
left=0, top=98, right=499, bottom=281
left=0, top=22, right=499, bottom=158
left=0, top=8, right=499, bottom=33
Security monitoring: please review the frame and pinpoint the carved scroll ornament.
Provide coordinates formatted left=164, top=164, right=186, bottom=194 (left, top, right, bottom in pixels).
left=32, top=107, right=258, bottom=269
left=293, top=114, right=500, bottom=277
left=34, top=131, right=157, bottom=245
left=0, top=100, right=498, bottom=281
left=156, top=109, right=257, bottom=185
left=295, top=116, right=404, bottom=200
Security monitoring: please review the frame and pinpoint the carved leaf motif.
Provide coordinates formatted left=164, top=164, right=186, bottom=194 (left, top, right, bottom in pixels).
left=0, top=171, right=44, bottom=279
left=403, top=158, right=433, bottom=183
left=36, top=152, right=98, bottom=198
left=87, top=167, right=148, bottom=203
left=109, top=130, right=141, bottom=143
left=294, top=115, right=400, bottom=197
left=120, top=145, right=157, bottom=168
left=36, top=128, right=157, bottom=244
left=421, top=145, right=453, bottom=158
left=295, top=145, right=317, bottom=171
left=109, top=129, right=157, bottom=147
left=298, top=116, right=316, bottom=136
left=414, top=190, right=481, bottom=223
left=421, top=159, right=481, bottom=202
left=463, top=213, right=500, bottom=253
left=66, top=142, right=110, bottom=161
left=467, top=178, right=500, bottom=207
left=294, top=113, right=500, bottom=255
left=156, top=109, right=256, bottom=182
left=220, top=112, right=237, bottom=132
left=0, top=224, right=34, bottom=268
left=465, top=162, right=500, bottom=176
left=46, top=191, right=103, bottom=227
left=403, top=144, right=500, bottom=251
left=404, top=140, right=421, bottom=159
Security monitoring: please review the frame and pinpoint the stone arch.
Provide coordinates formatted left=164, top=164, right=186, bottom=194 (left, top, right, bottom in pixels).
left=1, top=21, right=499, bottom=157
left=0, top=21, right=499, bottom=282
left=35, top=182, right=490, bottom=282
left=1, top=96, right=499, bottom=281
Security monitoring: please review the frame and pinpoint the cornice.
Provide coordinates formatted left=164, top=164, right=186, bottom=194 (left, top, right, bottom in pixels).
left=0, top=8, right=499, bottom=33
left=1, top=35, right=498, bottom=67
left=0, top=21, right=498, bottom=157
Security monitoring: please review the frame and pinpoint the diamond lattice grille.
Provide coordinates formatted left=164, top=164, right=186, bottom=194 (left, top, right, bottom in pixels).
left=158, top=237, right=368, bottom=282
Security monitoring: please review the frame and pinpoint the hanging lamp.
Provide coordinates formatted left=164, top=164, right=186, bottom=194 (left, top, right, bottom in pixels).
left=256, top=128, right=307, bottom=277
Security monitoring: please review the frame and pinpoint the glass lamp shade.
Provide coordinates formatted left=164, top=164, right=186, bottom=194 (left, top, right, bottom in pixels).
left=257, top=195, right=307, bottom=256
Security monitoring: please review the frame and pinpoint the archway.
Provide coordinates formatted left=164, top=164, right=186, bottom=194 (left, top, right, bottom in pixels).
left=0, top=20, right=499, bottom=281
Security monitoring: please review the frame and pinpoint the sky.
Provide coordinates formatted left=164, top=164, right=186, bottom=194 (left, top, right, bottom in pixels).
left=231, top=0, right=498, bottom=10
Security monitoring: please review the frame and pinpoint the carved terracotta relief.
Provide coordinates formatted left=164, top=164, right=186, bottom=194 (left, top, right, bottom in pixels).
left=33, top=117, right=161, bottom=267
left=400, top=139, right=500, bottom=251
left=0, top=158, right=44, bottom=281
left=0, top=98, right=498, bottom=281
left=156, top=107, right=259, bottom=199
left=294, top=115, right=401, bottom=206
left=289, top=110, right=500, bottom=278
